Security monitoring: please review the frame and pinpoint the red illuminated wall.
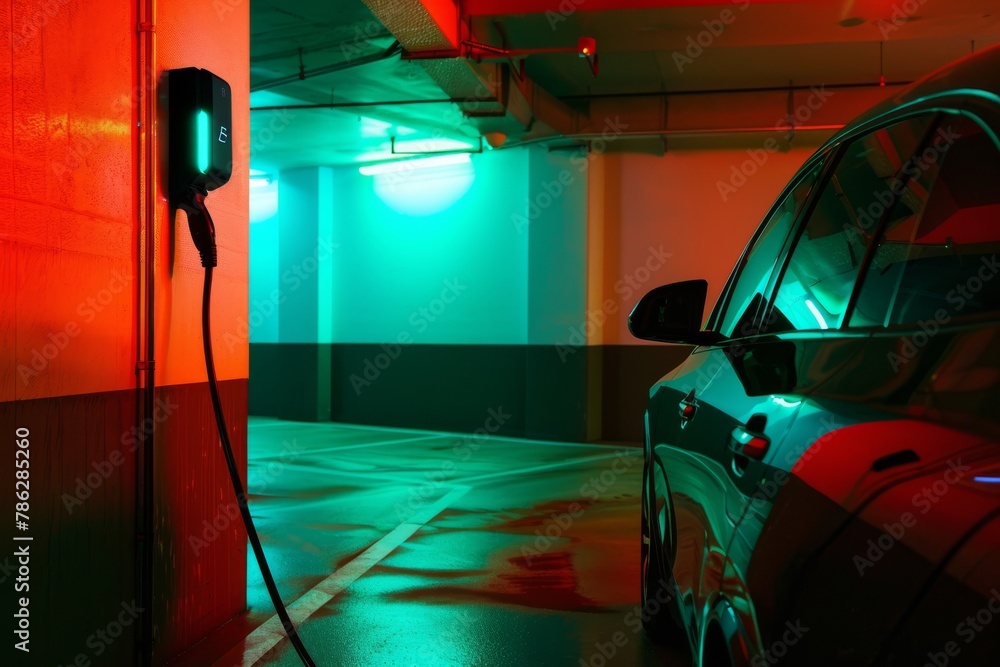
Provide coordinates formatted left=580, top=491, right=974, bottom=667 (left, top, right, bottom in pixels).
left=0, top=1, right=249, bottom=664
left=587, top=139, right=828, bottom=439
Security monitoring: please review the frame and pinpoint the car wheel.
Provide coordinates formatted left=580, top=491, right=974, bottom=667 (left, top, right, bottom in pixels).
left=640, top=456, right=687, bottom=646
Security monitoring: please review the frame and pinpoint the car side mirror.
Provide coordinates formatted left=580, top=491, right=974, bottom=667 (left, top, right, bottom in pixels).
left=628, top=280, right=723, bottom=345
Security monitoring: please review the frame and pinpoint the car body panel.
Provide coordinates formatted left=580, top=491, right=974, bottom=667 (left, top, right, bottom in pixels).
left=648, top=344, right=803, bottom=655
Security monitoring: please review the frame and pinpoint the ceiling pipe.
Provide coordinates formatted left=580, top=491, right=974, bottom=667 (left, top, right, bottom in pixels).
left=559, top=80, right=915, bottom=101
left=251, top=33, right=394, bottom=64
left=390, top=135, right=484, bottom=154
left=250, top=98, right=466, bottom=112
left=250, top=40, right=401, bottom=92
left=247, top=78, right=913, bottom=113
left=494, top=124, right=846, bottom=152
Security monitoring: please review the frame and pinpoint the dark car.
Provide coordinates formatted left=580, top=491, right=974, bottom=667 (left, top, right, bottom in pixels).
left=630, top=44, right=1000, bottom=666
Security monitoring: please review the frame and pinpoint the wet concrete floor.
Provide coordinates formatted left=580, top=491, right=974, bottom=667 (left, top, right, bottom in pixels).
left=179, top=418, right=689, bottom=667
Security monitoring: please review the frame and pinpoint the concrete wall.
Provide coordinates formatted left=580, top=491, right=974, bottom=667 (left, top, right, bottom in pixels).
left=0, top=0, right=250, bottom=663
left=249, top=137, right=826, bottom=441
left=251, top=146, right=593, bottom=437
left=588, top=136, right=828, bottom=439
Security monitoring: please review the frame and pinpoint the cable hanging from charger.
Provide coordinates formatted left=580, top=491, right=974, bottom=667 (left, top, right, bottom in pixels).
left=190, top=195, right=316, bottom=667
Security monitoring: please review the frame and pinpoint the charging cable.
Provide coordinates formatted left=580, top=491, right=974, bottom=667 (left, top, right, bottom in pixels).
left=183, top=192, right=317, bottom=667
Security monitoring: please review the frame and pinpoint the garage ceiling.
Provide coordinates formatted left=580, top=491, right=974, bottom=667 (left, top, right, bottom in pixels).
left=249, top=0, right=1000, bottom=173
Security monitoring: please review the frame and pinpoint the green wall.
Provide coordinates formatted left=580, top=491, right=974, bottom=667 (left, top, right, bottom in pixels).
left=249, top=146, right=607, bottom=439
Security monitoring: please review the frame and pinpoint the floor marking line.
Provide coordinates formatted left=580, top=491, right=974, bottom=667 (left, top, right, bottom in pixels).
left=248, top=419, right=426, bottom=437
left=216, top=486, right=470, bottom=667
left=261, top=463, right=422, bottom=487
left=459, top=451, right=639, bottom=485
left=248, top=419, right=638, bottom=451
left=276, top=452, right=640, bottom=490
left=256, top=433, right=444, bottom=457
left=277, top=452, right=638, bottom=489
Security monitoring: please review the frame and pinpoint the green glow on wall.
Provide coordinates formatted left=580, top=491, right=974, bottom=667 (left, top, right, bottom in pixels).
left=248, top=148, right=589, bottom=347
left=369, top=157, right=476, bottom=217
left=331, top=150, right=528, bottom=345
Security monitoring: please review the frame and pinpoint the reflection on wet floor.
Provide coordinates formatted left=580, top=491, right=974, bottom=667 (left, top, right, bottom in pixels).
left=178, top=419, right=689, bottom=667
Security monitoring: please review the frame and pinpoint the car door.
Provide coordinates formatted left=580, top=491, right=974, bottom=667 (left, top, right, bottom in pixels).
left=646, top=159, right=824, bottom=641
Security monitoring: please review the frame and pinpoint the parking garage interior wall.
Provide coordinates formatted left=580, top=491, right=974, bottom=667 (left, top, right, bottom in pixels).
left=591, top=139, right=828, bottom=440
left=0, top=0, right=251, bottom=663
left=250, top=146, right=601, bottom=439
left=249, top=136, right=829, bottom=442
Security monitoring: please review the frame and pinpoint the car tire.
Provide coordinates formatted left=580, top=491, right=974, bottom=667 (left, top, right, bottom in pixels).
left=640, top=456, right=687, bottom=647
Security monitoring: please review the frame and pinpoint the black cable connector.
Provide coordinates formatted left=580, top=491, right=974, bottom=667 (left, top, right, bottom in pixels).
left=179, top=190, right=218, bottom=268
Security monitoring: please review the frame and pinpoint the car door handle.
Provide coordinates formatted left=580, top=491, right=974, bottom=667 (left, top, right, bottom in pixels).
left=729, top=424, right=770, bottom=460
left=678, top=390, right=697, bottom=422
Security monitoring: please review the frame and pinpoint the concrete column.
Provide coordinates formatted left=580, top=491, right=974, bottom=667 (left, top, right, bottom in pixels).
left=525, top=147, right=591, bottom=440
left=273, top=166, right=334, bottom=421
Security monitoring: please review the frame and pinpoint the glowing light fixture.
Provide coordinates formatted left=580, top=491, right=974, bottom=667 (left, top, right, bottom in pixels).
left=249, top=168, right=272, bottom=188
left=392, top=137, right=478, bottom=154
left=974, top=476, right=1000, bottom=484
left=772, top=397, right=802, bottom=408
left=359, top=153, right=470, bottom=176
left=196, top=109, right=210, bottom=174
left=804, top=299, right=828, bottom=330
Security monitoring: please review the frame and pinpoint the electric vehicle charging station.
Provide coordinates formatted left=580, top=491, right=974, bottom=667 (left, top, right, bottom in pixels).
left=167, top=67, right=315, bottom=667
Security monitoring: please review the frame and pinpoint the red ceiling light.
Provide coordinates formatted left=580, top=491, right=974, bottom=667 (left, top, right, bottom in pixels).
left=578, top=36, right=598, bottom=76
left=458, top=35, right=599, bottom=77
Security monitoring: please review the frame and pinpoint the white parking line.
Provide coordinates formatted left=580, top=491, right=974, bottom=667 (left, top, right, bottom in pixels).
left=214, top=486, right=470, bottom=667
left=460, top=451, right=639, bottom=485
left=264, top=450, right=640, bottom=491
left=274, top=450, right=638, bottom=489
left=249, top=418, right=636, bottom=451
left=277, top=433, right=445, bottom=455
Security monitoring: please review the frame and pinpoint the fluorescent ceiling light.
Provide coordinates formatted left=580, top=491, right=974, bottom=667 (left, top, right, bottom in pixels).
left=392, top=137, right=478, bottom=153
left=359, top=153, right=470, bottom=176
left=360, top=117, right=393, bottom=138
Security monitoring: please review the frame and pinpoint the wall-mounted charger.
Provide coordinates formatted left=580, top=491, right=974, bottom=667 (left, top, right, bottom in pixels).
left=168, top=67, right=233, bottom=204
left=167, top=67, right=233, bottom=268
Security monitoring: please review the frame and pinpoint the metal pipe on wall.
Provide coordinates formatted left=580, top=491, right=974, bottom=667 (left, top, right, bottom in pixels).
left=134, top=0, right=156, bottom=663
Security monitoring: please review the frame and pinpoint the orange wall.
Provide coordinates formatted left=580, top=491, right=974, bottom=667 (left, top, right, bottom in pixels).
left=588, top=136, right=831, bottom=346
left=0, top=0, right=250, bottom=664
left=0, top=2, right=249, bottom=396
left=157, top=0, right=250, bottom=388
left=1, top=0, right=136, bottom=402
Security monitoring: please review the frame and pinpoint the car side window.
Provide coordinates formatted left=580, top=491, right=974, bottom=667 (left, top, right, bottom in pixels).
left=765, top=115, right=934, bottom=332
left=849, top=114, right=1000, bottom=327
left=717, top=164, right=821, bottom=338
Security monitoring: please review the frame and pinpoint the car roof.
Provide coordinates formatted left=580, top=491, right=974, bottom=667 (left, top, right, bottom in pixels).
left=828, top=42, right=1000, bottom=145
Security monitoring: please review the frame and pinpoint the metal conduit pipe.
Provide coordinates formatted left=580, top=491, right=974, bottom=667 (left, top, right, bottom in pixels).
left=134, top=0, right=156, bottom=664
left=250, top=40, right=402, bottom=92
